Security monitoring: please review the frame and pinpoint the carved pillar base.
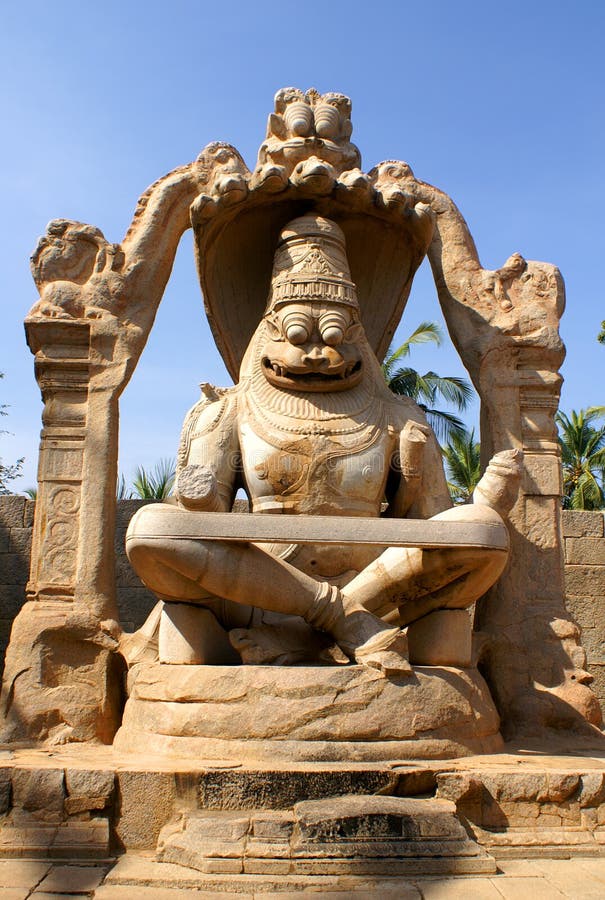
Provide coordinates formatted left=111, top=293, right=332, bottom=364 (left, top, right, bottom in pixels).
left=0, top=601, right=123, bottom=745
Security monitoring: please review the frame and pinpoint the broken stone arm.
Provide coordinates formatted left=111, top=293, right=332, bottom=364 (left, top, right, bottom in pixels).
left=387, top=419, right=452, bottom=520
left=175, top=397, right=240, bottom=512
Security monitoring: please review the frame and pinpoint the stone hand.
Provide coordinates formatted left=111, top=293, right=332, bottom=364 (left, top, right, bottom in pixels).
left=473, top=449, right=523, bottom=518
left=176, top=465, right=222, bottom=511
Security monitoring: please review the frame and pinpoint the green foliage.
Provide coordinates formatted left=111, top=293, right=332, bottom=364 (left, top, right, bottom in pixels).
left=442, top=428, right=482, bottom=504
left=23, top=487, right=37, bottom=500
left=116, top=474, right=132, bottom=500
left=382, top=322, right=474, bottom=441
left=0, top=373, right=24, bottom=496
left=556, top=407, right=605, bottom=510
left=131, top=458, right=176, bottom=500
left=599, top=321, right=605, bottom=345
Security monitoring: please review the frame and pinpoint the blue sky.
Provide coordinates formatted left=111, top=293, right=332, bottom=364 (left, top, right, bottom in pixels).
left=1, top=0, right=603, bottom=490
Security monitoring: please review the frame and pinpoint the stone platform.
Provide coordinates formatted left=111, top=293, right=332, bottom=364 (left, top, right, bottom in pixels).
left=0, top=744, right=604, bottom=869
left=7, top=856, right=605, bottom=898
left=114, top=663, right=503, bottom=761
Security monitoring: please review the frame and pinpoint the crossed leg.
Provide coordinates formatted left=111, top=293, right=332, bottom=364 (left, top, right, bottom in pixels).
left=342, top=505, right=509, bottom=626
left=126, top=511, right=410, bottom=674
left=125, top=451, right=519, bottom=673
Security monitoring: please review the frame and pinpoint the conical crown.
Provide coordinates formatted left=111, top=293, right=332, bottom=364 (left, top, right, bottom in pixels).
left=267, top=215, right=359, bottom=312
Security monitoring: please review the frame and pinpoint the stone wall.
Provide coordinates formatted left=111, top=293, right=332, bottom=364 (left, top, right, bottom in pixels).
left=563, top=510, right=605, bottom=708
left=0, top=496, right=156, bottom=674
left=113, top=500, right=159, bottom=632
left=0, top=496, right=34, bottom=670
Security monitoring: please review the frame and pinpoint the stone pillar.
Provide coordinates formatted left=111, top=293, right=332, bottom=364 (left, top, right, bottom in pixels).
left=419, top=196, right=604, bottom=739
left=0, top=320, right=123, bottom=744
left=26, top=320, right=91, bottom=603
left=473, top=346, right=601, bottom=737
left=0, top=158, right=204, bottom=745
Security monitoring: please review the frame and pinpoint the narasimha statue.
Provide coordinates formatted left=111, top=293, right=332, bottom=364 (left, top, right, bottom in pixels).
left=125, top=214, right=520, bottom=674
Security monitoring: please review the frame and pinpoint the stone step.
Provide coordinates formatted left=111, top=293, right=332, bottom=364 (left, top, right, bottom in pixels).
left=0, top=819, right=110, bottom=859
left=156, top=795, right=496, bottom=876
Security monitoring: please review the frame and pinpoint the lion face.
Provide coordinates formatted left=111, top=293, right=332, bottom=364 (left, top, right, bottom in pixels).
left=261, top=300, right=363, bottom=392
left=31, top=221, right=104, bottom=289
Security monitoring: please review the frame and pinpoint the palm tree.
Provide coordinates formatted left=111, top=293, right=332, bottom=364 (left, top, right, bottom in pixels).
left=131, top=458, right=176, bottom=500
left=382, top=322, right=474, bottom=441
left=442, top=429, right=482, bottom=504
left=556, top=408, right=605, bottom=510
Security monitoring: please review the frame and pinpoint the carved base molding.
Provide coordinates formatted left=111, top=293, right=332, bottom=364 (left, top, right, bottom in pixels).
left=156, top=795, right=496, bottom=876
left=0, top=601, right=122, bottom=745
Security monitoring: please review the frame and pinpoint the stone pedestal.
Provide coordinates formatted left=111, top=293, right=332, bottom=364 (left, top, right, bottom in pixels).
left=157, top=795, right=496, bottom=876
left=408, top=610, right=473, bottom=667
left=114, top=663, right=503, bottom=761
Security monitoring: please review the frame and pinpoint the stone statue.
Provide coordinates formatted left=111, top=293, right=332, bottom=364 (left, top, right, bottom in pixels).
left=125, top=214, right=521, bottom=676
left=7, top=86, right=599, bottom=756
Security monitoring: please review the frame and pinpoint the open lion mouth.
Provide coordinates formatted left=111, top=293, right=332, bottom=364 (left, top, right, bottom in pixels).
left=262, top=358, right=362, bottom=391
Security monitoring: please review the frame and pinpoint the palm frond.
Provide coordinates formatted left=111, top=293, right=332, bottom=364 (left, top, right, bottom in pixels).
left=557, top=408, right=605, bottom=510
left=131, top=458, right=176, bottom=500
left=382, top=322, right=443, bottom=379
left=423, top=409, right=469, bottom=443
left=442, top=428, right=481, bottom=502
left=117, top=473, right=133, bottom=500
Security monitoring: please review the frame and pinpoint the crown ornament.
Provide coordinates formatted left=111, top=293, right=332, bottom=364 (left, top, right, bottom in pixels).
left=267, top=216, right=359, bottom=312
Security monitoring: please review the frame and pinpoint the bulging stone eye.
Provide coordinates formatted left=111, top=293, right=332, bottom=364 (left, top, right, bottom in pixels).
left=282, top=310, right=312, bottom=345
left=319, top=310, right=349, bottom=346
left=322, top=325, right=344, bottom=346
left=286, top=323, right=309, bottom=345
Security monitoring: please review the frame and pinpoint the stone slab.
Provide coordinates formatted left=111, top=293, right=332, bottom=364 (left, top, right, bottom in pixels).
left=198, top=768, right=395, bottom=809
left=566, top=538, right=605, bottom=566
left=416, top=877, right=504, bottom=899
left=0, top=859, right=51, bottom=887
left=566, top=566, right=605, bottom=596
left=562, top=511, right=605, bottom=538
left=490, top=875, right=567, bottom=898
left=36, top=865, right=108, bottom=893
left=95, top=888, right=249, bottom=900
left=126, top=510, right=509, bottom=550
left=0, top=498, right=26, bottom=530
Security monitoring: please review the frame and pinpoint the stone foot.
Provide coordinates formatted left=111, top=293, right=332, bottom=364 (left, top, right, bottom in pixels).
left=306, top=583, right=411, bottom=677
left=473, top=449, right=523, bottom=518
left=348, top=626, right=411, bottom=676
left=335, top=609, right=411, bottom=677
left=229, top=620, right=348, bottom=666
